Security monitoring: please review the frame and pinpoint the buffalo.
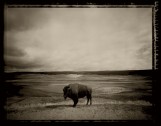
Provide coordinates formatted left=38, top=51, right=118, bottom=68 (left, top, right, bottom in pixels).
left=63, top=83, right=92, bottom=107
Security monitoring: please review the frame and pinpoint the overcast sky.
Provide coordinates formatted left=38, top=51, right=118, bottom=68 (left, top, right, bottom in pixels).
left=4, top=8, right=152, bottom=72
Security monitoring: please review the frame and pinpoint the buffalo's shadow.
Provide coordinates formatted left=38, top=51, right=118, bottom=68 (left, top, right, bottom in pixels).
left=45, top=104, right=73, bottom=109
left=45, top=104, right=89, bottom=109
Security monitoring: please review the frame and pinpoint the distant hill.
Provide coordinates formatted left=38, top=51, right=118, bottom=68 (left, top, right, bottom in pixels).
left=5, top=69, right=154, bottom=76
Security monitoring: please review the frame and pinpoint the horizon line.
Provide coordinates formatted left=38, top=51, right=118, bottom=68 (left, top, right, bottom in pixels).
left=4, top=69, right=153, bottom=73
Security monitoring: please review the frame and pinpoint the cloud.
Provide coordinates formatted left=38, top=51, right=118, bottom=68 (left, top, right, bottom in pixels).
left=136, top=43, right=152, bottom=62
left=4, top=8, right=152, bottom=72
left=5, top=45, right=26, bottom=57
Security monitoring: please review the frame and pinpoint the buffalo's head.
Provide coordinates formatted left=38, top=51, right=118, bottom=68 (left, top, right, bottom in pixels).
left=63, top=85, right=71, bottom=100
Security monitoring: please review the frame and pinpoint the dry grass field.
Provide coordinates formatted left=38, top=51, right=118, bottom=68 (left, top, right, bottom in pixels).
left=5, top=73, right=152, bottom=120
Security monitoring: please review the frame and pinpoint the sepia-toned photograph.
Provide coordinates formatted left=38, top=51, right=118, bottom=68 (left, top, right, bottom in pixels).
left=4, top=6, right=154, bottom=120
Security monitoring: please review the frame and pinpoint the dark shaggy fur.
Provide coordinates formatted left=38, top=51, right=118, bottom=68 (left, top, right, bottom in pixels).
left=63, top=83, right=92, bottom=107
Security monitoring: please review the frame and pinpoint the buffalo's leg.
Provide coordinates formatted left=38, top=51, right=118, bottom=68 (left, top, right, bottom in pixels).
left=87, top=93, right=92, bottom=105
left=88, top=94, right=92, bottom=105
left=73, top=99, right=78, bottom=107
left=86, top=97, right=89, bottom=105
left=86, top=93, right=92, bottom=105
